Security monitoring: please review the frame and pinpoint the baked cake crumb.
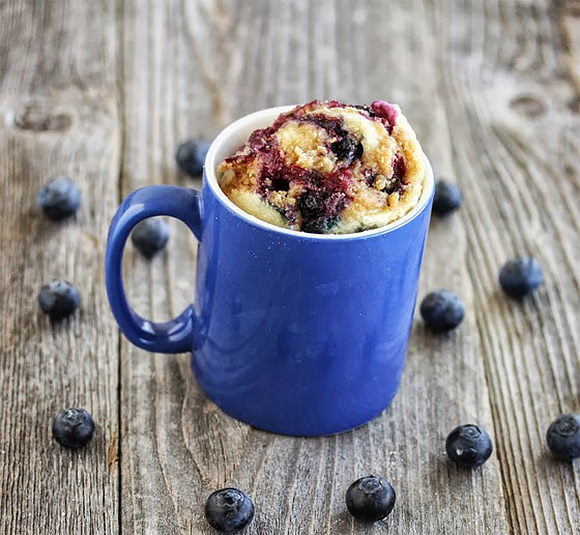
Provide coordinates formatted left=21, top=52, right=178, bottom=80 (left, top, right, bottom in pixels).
left=218, top=100, right=425, bottom=234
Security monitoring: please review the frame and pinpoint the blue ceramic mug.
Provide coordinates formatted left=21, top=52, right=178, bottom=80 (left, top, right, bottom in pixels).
left=105, top=106, right=434, bottom=436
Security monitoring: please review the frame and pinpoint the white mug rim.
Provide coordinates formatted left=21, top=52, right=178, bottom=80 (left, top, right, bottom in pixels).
left=204, top=105, right=434, bottom=240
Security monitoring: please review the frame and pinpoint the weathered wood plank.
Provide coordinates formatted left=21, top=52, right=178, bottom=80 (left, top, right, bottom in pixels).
left=0, top=0, right=569, bottom=533
left=0, top=1, right=120, bottom=534
left=117, top=1, right=550, bottom=534
left=426, top=0, right=580, bottom=534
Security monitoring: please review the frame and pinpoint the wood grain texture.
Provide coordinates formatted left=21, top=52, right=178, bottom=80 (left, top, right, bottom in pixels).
left=428, top=1, right=580, bottom=533
left=0, top=1, right=121, bottom=534
left=0, top=0, right=578, bottom=534
left=117, top=0, right=566, bottom=534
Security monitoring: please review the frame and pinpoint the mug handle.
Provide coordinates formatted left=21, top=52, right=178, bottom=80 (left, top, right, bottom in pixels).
left=105, top=185, right=201, bottom=353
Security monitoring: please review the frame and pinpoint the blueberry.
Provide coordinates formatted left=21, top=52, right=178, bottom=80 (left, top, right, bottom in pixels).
left=37, top=177, right=81, bottom=221
left=330, top=136, right=363, bottom=164
left=499, top=256, right=543, bottom=299
left=354, top=104, right=376, bottom=117
left=131, top=218, right=169, bottom=258
left=204, top=488, right=254, bottom=533
left=446, top=424, right=493, bottom=468
left=296, top=190, right=343, bottom=233
left=175, top=138, right=211, bottom=177
left=270, top=178, right=290, bottom=191
left=419, top=290, right=464, bottom=332
left=297, top=192, right=326, bottom=233
left=297, top=191, right=324, bottom=219
left=52, top=408, right=95, bottom=449
left=432, top=180, right=462, bottom=216
left=38, top=280, right=80, bottom=320
left=345, top=475, right=396, bottom=522
left=546, top=414, right=580, bottom=461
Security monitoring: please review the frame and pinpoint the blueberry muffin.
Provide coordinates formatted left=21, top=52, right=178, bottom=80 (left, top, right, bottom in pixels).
left=218, top=100, right=425, bottom=234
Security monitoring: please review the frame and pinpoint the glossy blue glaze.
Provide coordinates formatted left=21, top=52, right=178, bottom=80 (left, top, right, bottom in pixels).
left=105, top=186, right=201, bottom=353
left=105, top=106, right=434, bottom=436
left=191, top=186, right=433, bottom=436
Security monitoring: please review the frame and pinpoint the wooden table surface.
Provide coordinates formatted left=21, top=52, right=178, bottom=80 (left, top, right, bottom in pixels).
left=1, top=1, right=579, bottom=534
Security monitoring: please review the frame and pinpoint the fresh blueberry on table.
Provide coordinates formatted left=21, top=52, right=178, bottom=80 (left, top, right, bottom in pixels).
left=175, top=138, right=211, bottom=177
left=52, top=408, right=95, bottom=449
left=419, top=290, right=465, bottom=332
left=37, top=177, right=81, bottom=221
left=130, top=218, right=169, bottom=258
left=546, top=414, right=580, bottom=462
left=204, top=487, right=254, bottom=533
left=37, top=279, right=80, bottom=320
left=499, top=256, right=543, bottom=299
left=432, top=180, right=462, bottom=216
left=446, top=424, right=493, bottom=468
left=345, top=475, right=396, bottom=522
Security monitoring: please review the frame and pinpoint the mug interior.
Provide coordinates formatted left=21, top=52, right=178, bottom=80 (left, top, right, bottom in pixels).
left=204, top=106, right=435, bottom=239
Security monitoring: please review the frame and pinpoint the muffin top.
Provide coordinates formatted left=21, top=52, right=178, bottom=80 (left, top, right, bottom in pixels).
left=218, top=100, right=425, bottom=234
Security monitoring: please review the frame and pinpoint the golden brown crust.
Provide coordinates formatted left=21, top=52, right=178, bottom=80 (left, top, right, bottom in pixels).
left=218, top=101, right=424, bottom=234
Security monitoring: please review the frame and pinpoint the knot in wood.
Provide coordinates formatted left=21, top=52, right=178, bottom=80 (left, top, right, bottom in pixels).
left=509, top=95, right=545, bottom=118
left=13, top=100, right=72, bottom=132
